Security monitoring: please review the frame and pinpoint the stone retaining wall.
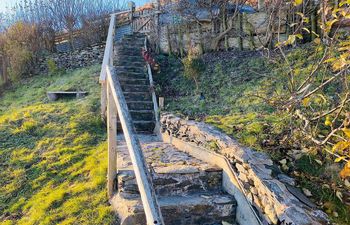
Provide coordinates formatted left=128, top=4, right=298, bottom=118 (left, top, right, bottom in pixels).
left=160, top=113, right=330, bottom=225
left=35, top=44, right=105, bottom=74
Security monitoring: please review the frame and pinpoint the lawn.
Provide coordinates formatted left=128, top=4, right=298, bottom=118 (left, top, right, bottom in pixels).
left=0, top=65, right=116, bottom=225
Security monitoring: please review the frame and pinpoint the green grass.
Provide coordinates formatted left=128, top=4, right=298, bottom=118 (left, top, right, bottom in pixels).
left=155, top=50, right=350, bottom=224
left=0, top=66, right=116, bottom=225
left=155, top=53, right=290, bottom=152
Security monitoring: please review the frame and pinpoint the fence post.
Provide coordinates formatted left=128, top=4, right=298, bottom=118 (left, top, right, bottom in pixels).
left=107, top=81, right=117, bottom=198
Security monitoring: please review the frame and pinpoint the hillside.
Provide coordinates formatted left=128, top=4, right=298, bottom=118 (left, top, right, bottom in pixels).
left=155, top=46, right=350, bottom=224
left=0, top=66, right=115, bottom=225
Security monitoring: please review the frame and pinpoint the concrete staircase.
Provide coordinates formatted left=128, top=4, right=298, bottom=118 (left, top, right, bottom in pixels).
left=114, top=33, right=155, bottom=133
left=111, top=135, right=237, bottom=225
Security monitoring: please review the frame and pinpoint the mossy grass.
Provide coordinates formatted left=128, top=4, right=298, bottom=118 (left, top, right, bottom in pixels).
left=0, top=65, right=116, bottom=225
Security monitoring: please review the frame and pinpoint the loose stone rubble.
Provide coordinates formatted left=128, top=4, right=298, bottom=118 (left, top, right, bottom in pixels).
left=160, top=113, right=330, bottom=225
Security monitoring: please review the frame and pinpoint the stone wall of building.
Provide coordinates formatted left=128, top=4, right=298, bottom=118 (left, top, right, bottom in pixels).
left=157, top=11, right=288, bottom=53
left=35, top=44, right=105, bottom=74
left=160, top=113, right=330, bottom=225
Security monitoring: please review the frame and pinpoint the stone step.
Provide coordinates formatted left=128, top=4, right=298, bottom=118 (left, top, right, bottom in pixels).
left=115, top=55, right=144, bottom=62
left=115, top=44, right=143, bottom=51
left=118, top=165, right=222, bottom=196
left=112, top=192, right=236, bottom=225
left=117, top=120, right=155, bottom=133
left=122, top=35, right=146, bottom=42
left=115, top=61, right=145, bottom=67
left=117, top=142, right=223, bottom=196
left=123, top=92, right=151, bottom=101
left=114, top=48, right=143, bottom=57
left=129, top=110, right=154, bottom=121
left=119, top=40, right=144, bottom=47
left=117, top=71, right=147, bottom=79
left=119, top=77, right=148, bottom=85
left=115, top=65, right=145, bottom=73
left=115, top=50, right=143, bottom=58
left=126, top=101, right=153, bottom=110
left=121, top=84, right=149, bottom=92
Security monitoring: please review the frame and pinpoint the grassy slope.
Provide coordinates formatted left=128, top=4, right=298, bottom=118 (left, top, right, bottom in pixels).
left=155, top=50, right=350, bottom=224
left=0, top=66, right=115, bottom=225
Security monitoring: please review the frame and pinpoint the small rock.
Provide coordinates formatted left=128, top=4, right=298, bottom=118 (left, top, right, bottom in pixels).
left=213, top=196, right=234, bottom=204
left=302, top=188, right=313, bottom=197
left=277, top=174, right=296, bottom=186
left=279, top=159, right=287, bottom=165
left=345, top=179, right=350, bottom=188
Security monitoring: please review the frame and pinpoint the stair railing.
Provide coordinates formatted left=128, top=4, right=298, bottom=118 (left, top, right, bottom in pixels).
left=144, top=38, right=160, bottom=132
left=99, top=13, right=165, bottom=225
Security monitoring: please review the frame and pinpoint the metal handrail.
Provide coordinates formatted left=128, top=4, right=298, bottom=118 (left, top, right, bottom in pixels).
left=99, top=13, right=164, bottom=225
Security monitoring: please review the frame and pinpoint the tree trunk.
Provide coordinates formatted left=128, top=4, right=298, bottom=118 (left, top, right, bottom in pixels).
left=238, top=13, right=243, bottom=50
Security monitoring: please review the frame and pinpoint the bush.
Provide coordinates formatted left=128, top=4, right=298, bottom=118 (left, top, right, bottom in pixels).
left=2, top=22, right=40, bottom=82
left=182, top=53, right=205, bottom=91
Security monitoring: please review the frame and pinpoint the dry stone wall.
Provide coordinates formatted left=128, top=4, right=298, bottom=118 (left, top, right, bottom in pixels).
left=160, top=113, right=330, bottom=225
left=35, top=44, right=105, bottom=74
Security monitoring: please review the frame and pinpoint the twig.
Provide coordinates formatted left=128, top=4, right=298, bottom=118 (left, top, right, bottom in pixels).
left=311, top=96, right=350, bottom=121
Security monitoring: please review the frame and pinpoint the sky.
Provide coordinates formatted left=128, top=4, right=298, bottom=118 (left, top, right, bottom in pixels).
left=0, top=0, right=18, bottom=13
left=0, top=0, right=150, bottom=13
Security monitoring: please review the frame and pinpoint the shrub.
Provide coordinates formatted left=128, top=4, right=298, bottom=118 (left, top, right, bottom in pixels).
left=182, top=50, right=205, bottom=91
left=2, top=22, right=39, bottom=81
left=47, top=58, right=59, bottom=75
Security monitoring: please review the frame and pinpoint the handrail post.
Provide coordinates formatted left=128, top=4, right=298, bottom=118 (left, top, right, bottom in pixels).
left=107, top=82, right=117, bottom=198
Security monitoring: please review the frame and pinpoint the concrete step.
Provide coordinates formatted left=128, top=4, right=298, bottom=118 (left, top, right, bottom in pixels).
left=123, top=92, right=151, bottom=101
left=119, top=77, right=148, bottom=85
left=121, top=84, right=149, bottom=92
left=126, top=101, right=153, bottom=110
left=117, top=120, right=155, bottom=133
left=112, top=192, right=236, bottom=225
